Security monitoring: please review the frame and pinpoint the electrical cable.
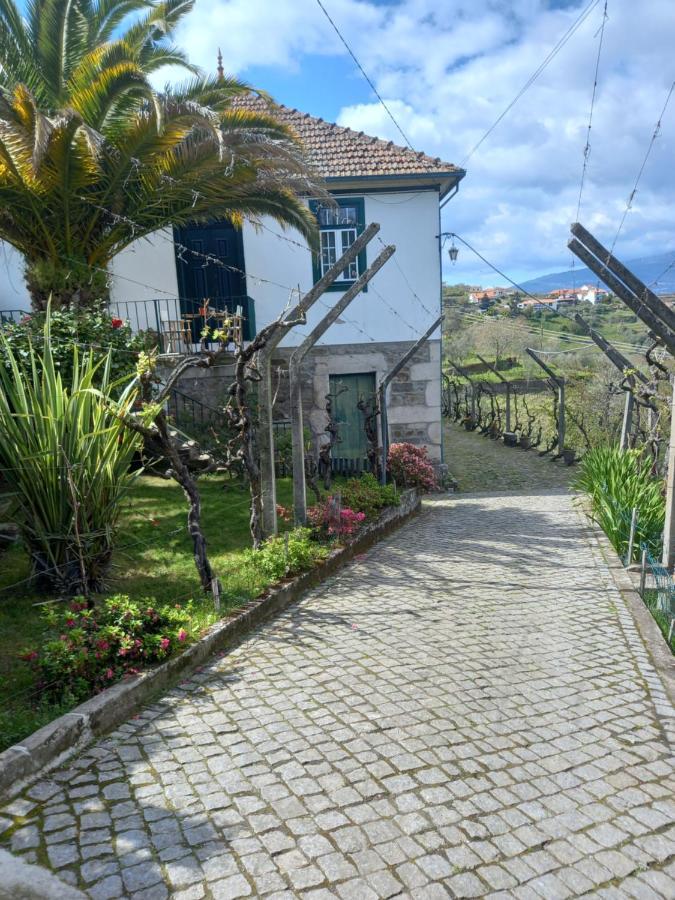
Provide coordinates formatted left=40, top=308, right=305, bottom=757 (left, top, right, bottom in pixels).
left=460, top=0, right=601, bottom=166
left=575, top=1, right=608, bottom=223
left=314, top=0, right=414, bottom=150
left=609, top=79, right=675, bottom=257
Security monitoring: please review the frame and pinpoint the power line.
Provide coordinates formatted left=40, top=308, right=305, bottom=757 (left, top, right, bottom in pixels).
left=650, top=255, right=675, bottom=289
left=460, top=0, right=601, bottom=166
left=314, top=0, right=414, bottom=150
left=575, top=1, right=609, bottom=222
left=443, top=232, right=544, bottom=303
left=78, top=172, right=444, bottom=341
left=443, top=233, right=646, bottom=353
left=376, top=236, right=437, bottom=320
left=0, top=526, right=184, bottom=596
left=609, top=79, right=675, bottom=257
left=451, top=306, right=647, bottom=354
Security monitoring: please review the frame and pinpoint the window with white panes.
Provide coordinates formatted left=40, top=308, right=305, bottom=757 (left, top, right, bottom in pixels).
left=310, top=198, right=366, bottom=290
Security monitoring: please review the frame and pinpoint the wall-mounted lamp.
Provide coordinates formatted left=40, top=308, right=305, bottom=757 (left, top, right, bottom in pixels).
left=437, top=232, right=459, bottom=264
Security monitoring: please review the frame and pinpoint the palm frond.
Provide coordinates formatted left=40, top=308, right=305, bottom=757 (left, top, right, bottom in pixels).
left=0, top=0, right=30, bottom=54
left=70, top=59, right=155, bottom=129
left=90, top=0, right=152, bottom=43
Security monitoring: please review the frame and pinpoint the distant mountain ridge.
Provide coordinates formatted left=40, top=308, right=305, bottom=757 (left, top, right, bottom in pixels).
left=519, top=252, right=675, bottom=295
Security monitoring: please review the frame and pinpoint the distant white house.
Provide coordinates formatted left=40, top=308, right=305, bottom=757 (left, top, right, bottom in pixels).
left=577, top=284, right=609, bottom=305
left=468, top=287, right=512, bottom=304
left=517, top=298, right=557, bottom=312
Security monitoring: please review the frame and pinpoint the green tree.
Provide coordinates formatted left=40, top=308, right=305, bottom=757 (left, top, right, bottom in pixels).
left=0, top=0, right=319, bottom=309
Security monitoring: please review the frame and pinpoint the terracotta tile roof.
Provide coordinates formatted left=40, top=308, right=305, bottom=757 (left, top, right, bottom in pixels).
left=233, top=94, right=463, bottom=182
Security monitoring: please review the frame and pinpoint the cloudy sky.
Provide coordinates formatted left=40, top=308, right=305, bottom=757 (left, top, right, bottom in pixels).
left=172, top=0, right=675, bottom=286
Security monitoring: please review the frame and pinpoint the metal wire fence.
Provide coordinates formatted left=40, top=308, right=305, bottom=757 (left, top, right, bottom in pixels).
left=638, top=544, right=675, bottom=648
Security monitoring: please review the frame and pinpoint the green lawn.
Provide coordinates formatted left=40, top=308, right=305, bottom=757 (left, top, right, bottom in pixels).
left=0, top=474, right=298, bottom=751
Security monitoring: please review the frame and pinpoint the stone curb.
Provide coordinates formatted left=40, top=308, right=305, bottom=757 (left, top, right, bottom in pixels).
left=0, top=489, right=421, bottom=804
left=575, top=497, right=675, bottom=710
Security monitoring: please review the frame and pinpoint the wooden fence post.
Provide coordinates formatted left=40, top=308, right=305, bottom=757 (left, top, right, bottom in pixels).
left=620, top=391, right=634, bottom=451
left=525, top=348, right=566, bottom=456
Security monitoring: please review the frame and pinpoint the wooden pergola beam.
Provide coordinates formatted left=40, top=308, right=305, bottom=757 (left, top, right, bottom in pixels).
left=573, top=314, right=649, bottom=384
left=568, top=238, right=675, bottom=354
left=571, top=223, right=675, bottom=334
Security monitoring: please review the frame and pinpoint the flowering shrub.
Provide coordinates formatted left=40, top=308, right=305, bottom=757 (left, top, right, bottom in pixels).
left=244, top=528, right=328, bottom=581
left=387, top=442, right=437, bottom=492
left=307, top=499, right=366, bottom=538
left=21, top=595, right=197, bottom=703
left=0, top=305, right=147, bottom=390
left=340, top=473, right=399, bottom=519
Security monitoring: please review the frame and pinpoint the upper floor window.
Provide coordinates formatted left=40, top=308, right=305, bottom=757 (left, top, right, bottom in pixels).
left=310, top=197, right=366, bottom=291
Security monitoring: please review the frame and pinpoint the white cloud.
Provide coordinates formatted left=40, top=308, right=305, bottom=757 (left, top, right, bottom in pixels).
left=174, top=0, right=675, bottom=284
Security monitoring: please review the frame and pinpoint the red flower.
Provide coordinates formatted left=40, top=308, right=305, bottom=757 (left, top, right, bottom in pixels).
left=111, top=317, right=124, bottom=329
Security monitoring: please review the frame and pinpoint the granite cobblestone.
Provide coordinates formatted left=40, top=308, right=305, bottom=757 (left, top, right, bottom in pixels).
left=1, top=492, right=674, bottom=897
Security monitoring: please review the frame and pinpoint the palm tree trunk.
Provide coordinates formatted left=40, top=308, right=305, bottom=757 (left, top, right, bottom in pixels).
left=25, top=259, right=110, bottom=312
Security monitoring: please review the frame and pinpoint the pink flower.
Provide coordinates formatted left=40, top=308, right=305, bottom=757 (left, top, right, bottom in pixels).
left=159, top=637, right=170, bottom=651
left=65, top=618, right=76, bottom=628
left=105, top=668, right=114, bottom=679
left=118, top=647, right=127, bottom=657
left=276, top=504, right=291, bottom=522
left=178, top=629, right=187, bottom=642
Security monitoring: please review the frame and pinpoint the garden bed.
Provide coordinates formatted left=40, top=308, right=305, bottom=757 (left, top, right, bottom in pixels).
left=0, top=485, right=420, bottom=802
left=0, top=475, right=301, bottom=752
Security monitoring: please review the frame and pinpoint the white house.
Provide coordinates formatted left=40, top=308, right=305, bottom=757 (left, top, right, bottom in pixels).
left=0, top=99, right=466, bottom=468
left=517, top=298, right=552, bottom=312
left=577, top=284, right=609, bottom=305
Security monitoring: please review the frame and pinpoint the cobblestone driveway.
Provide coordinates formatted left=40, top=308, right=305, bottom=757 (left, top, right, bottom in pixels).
left=1, top=492, right=674, bottom=899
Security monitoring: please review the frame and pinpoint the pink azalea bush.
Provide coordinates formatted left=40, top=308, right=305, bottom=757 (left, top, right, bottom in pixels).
left=21, top=595, right=198, bottom=703
left=307, top=500, right=366, bottom=538
left=387, top=442, right=438, bottom=492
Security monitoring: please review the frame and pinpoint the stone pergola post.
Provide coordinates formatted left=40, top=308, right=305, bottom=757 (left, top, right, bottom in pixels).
left=258, top=223, right=381, bottom=537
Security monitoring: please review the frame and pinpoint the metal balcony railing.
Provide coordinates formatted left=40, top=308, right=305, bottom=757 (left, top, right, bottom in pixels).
left=108, top=296, right=255, bottom=355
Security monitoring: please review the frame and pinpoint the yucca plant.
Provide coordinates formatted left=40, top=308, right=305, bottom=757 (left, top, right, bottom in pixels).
left=0, top=314, right=141, bottom=594
left=574, top=446, right=665, bottom=559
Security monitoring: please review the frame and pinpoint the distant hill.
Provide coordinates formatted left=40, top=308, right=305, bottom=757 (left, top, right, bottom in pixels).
left=520, top=252, right=675, bottom=295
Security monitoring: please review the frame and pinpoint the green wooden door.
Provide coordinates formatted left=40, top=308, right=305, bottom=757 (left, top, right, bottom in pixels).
left=329, top=372, right=376, bottom=474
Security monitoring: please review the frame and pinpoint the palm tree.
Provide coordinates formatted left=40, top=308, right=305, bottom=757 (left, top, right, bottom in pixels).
left=0, top=1, right=320, bottom=309
left=0, top=0, right=198, bottom=108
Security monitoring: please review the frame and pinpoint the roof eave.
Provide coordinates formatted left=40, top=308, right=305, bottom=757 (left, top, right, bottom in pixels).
left=324, top=169, right=466, bottom=199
